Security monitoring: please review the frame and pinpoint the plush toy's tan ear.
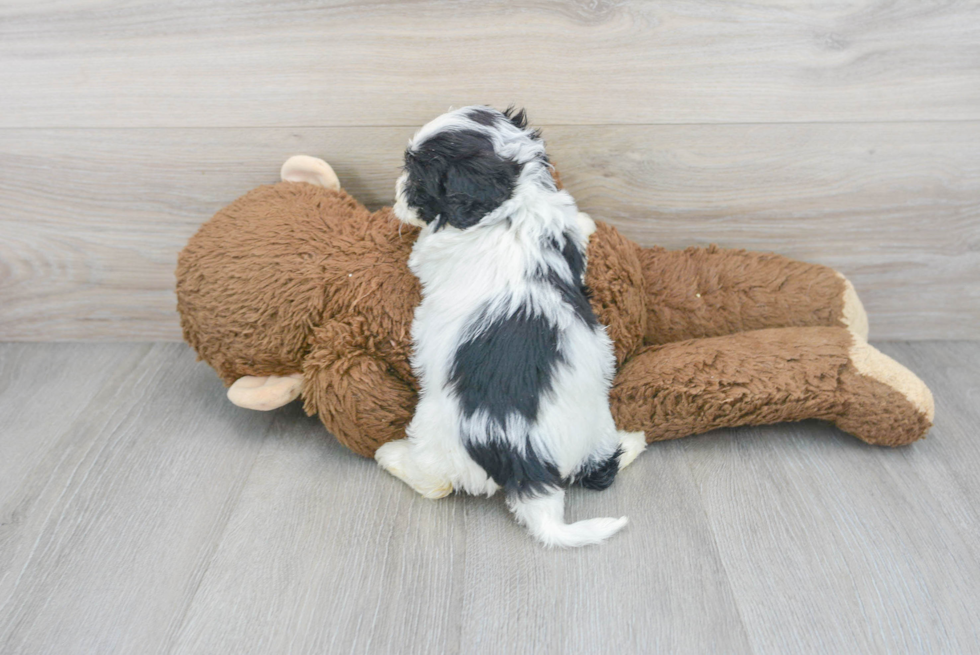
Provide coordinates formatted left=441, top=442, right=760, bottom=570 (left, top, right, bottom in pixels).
left=280, top=155, right=341, bottom=190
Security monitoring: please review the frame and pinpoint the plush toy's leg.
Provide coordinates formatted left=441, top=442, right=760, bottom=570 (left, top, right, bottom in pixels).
left=611, top=327, right=933, bottom=447
left=638, top=246, right=868, bottom=345
left=227, top=374, right=304, bottom=411
left=302, top=321, right=418, bottom=458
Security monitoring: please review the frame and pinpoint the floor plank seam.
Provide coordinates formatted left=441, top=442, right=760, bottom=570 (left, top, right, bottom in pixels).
left=679, top=446, right=759, bottom=655
left=160, top=414, right=275, bottom=655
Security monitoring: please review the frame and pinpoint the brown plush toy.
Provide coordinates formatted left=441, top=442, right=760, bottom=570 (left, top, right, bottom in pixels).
left=176, top=155, right=934, bottom=465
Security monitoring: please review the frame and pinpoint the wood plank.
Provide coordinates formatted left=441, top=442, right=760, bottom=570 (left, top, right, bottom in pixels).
left=877, top=341, right=980, bottom=556
left=456, top=443, right=753, bottom=654
left=682, top=341, right=980, bottom=653
left=0, top=343, right=273, bottom=654
left=169, top=414, right=752, bottom=654
left=0, top=343, right=143, bottom=500
left=1, top=1, right=979, bottom=127
left=168, top=419, right=472, bottom=655
left=2, top=123, right=977, bottom=341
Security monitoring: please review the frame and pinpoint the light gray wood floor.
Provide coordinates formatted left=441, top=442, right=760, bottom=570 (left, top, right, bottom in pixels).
left=1, top=341, right=978, bottom=654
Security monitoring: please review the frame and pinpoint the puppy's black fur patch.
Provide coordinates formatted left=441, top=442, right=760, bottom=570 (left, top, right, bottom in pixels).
left=575, top=447, right=623, bottom=491
left=466, top=107, right=499, bottom=126
left=502, top=106, right=541, bottom=141
left=465, top=437, right=562, bottom=497
left=403, top=129, right=520, bottom=231
left=543, top=233, right=599, bottom=329
left=450, top=305, right=563, bottom=425
left=451, top=305, right=566, bottom=498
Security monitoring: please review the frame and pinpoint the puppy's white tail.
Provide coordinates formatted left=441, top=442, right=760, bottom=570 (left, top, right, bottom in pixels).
left=507, top=489, right=627, bottom=548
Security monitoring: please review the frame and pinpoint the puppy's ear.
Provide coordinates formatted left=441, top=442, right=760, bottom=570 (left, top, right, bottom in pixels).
left=502, top=106, right=542, bottom=141
left=408, top=130, right=521, bottom=231
left=502, top=106, right=528, bottom=130
left=440, top=154, right=520, bottom=230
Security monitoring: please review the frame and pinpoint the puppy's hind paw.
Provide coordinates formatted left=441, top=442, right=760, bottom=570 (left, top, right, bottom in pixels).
left=375, top=440, right=453, bottom=499
left=618, top=430, right=647, bottom=470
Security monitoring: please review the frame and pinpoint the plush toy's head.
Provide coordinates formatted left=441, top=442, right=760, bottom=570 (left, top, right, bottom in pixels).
left=176, top=170, right=422, bottom=386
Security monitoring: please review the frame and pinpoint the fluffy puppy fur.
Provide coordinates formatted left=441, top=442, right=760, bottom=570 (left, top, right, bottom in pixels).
left=376, top=106, right=642, bottom=547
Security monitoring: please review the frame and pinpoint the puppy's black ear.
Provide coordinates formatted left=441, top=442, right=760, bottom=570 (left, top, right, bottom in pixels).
left=408, top=129, right=521, bottom=231
left=502, top=106, right=542, bottom=141
left=419, top=130, right=516, bottom=231
left=441, top=149, right=520, bottom=230
left=502, top=106, right=528, bottom=130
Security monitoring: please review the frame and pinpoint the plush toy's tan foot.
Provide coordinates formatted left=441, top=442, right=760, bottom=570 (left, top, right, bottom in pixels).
left=280, top=155, right=341, bottom=190
left=375, top=440, right=453, bottom=499
left=837, top=273, right=869, bottom=340
left=836, top=338, right=934, bottom=446
left=618, top=430, right=647, bottom=470
left=227, top=373, right=304, bottom=411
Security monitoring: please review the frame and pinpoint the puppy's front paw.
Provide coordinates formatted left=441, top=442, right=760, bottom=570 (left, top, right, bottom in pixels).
left=375, top=439, right=410, bottom=478
left=375, top=440, right=453, bottom=499
left=575, top=212, right=597, bottom=241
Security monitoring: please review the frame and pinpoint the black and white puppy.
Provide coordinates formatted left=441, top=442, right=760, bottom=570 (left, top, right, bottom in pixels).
left=376, top=106, right=645, bottom=547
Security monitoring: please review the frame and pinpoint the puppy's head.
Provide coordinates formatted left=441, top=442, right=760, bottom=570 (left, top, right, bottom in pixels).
left=394, top=106, right=550, bottom=231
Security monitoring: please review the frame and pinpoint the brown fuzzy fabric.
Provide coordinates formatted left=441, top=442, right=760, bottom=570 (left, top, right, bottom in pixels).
left=176, top=180, right=934, bottom=456
left=177, top=184, right=419, bottom=386
left=639, top=245, right=847, bottom=345
left=836, top=361, right=933, bottom=447
left=610, top=327, right=928, bottom=446
left=302, top=319, right=417, bottom=457
left=584, top=221, right=647, bottom=366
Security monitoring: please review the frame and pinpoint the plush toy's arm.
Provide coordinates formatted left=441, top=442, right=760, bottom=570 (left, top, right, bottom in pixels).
left=638, top=246, right=868, bottom=346
left=301, top=320, right=417, bottom=458
left=610, top=326, right=933, bottom=447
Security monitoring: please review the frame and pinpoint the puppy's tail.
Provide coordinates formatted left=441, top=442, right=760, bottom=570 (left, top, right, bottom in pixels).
left=507, top=489, right=627, bottom=548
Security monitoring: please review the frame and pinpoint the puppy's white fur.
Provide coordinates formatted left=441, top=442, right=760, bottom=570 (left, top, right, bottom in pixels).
left=377, top=107, right=640, bottom=547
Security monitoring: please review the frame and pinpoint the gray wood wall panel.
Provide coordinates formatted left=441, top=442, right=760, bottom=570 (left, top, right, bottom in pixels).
left=1, top=124, right=976, bottom=341
left=2, top=1, right=979, bottom=127
left=1, top=1, right=977, bottom=340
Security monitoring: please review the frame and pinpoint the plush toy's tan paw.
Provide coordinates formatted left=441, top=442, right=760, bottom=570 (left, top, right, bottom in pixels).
left=375, top=440, right=453, bottom=499
left=280, top=155, right=341, bottom=190
left=227, top=373, right=304, bottom=411
left=617, top=430, right=647, bottom=470
left=837, top=273, right=869, bottom=341
left=836, top=337, right=934, bottom=446
left=849, top=339, right=934, bottom=422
